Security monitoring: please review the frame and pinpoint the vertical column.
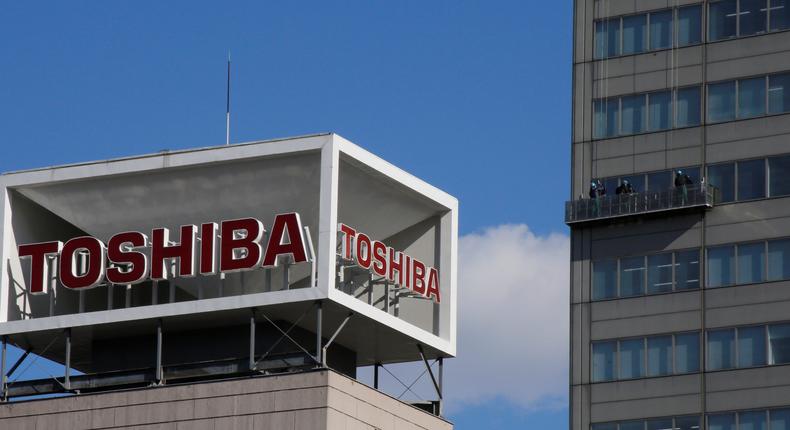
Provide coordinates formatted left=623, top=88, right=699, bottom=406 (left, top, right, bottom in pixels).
left=1, top=335, right=7, bottom=401
left=315, top=301, right=323, bottom=365
left=438, top=357, right=444, bottom=416
left=249, top=309, right=256, bottom=371
left=64, top=328, right=71, bottom=390
left=155, top=319, right=163, bottom=384
left=374, top=363, right=380, bottom=389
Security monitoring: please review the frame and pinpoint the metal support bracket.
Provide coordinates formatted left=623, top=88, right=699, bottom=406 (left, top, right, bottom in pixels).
left=417, top=344, right=442, bottom=401
left=254, top=303, right=319, bottom=368
left=321, top=312, right=353, bottom=367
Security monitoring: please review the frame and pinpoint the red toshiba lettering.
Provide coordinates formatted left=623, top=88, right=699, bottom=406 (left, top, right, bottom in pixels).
left=388, top=248, right=404, bottom=286
left=262, top=213, right=308, bottom=267
left=200, top=223, right=218, bottom=275
left=106, top=232, right=149, bottom=285
left=338, top=224, right=356, bottom=260
left=151, top=225, right=197, bottom=280
left=412, top=259, right=426, bottom=295
left=220, top=218, right=264, bottom=272
left=18, top=241, right=62, bottom=295
left=355, top=233, right=372, bottom=270
left=371, top=241, right=387, bottom=277
left=60, top=236, right=106, bottom=290
left=426, top=267, right=440, bottom=303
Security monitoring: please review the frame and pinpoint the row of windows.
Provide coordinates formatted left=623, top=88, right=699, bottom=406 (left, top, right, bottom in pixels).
left=593, top=250, right=700, bottom=300
left=707, top=238, right=790, bottom=287
left=593, top=71, right=790, bottom=139
left=592, top=332, right=700, bottom=382
left=594, top=5, right=702, bottom=58
left=593, top=407, right=790, bottom=430
left=709, top=408, right=790, bottom=430
left=592, top=236, right=790, bottom=300
left=710, top=0, right=790, bottom=41
left=594, top=0, right=790, bottom=60
left=592, top=322, right=790, bottom=382
left=593, top=87, right=701, bottom=138
left=708, top=323, right=790, bottom=370
left=592, top=415, right=700, bottom=430
left=708, top=155, right=790, bottom=202
left=708, top=73, right=790, bottom=122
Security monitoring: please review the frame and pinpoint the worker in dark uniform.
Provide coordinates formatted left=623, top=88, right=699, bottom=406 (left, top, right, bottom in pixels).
left=675, top=170, right=693, bottom=205
left=589, top=181, right=599, bottom=217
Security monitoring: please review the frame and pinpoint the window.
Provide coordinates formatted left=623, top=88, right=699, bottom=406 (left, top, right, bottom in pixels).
left=647, top=419, right=673, bottom=430
left=738, top=159, right=766, bottom=200
left=650, top=10, right=673, bottom=50
left=592, top=341, right=616, bottom=382
left=769, top=72, right=790, bottom=114
left=739, top=411, right=768, bottom=430
left=768, top=239, right=790, bottom=281
left=647, top=335, right=672, bottom=376
left=592, top=424, right=617, bottom=430
left=708, top=163, right=736, bottom=203
left=676, top=249, right=701, bottom=290
left=708, top=328, right=736, bottom=370
left=648, top=253, right=674, bottom=294
left=770, top=408, right=790, bottom=430
left=709, top=0, right=738, bottom=41
left=676, top=86, right=702, bottom=127
left=676, top=416, right=701, bottom=430
left=620, top=256, right=646, bottom=297
left=770, top=0, right=790, bottom=31
left=675, top=332, right=701, bottom=373
left=740, top=0, right=768, bottom=36
left=621, top=94, right=646, bottom=134
left=738, top=325, right=767, bottom=367
left=709, top=413, right=737, bottom=430
left=738, top=77, right=767, bottom=118
left=648, top=91, right=672, bottom=131
left=708, top=81, right=737, bottom=122
left=708, top=245, right=736, bottom=287
left=606, top=99, right=620, bottom=137
left=622, top=15, right=647, bottom=55
left=606, top=19, right=621, bottom=58
left=648, top=170, right=672, bottom=192
left=593, top=100, right=606, bottom=139
left=769, top=323, right=790, bottom=364
left=678, top=5, right=703, bottom=46
left=769, top=154, right=790, bottom=197
left=619, top=338, right=645, bottom=379
left=737, top=242, right=766, bottom=284
left=620, top=421, right=644, bottom=430
left=593, top=260, right=617, bottom=300
left=595, top=21, right=607, bottom=60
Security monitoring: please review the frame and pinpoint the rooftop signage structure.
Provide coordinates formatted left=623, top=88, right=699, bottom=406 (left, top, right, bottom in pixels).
left=0, top=133, right=458, bottom=389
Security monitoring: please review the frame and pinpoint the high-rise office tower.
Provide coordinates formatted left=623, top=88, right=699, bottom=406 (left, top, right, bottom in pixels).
left=570, top=2, right=790, bottom=430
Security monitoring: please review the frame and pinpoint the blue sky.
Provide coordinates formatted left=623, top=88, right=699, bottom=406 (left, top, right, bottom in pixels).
left=0, top=1, right=572, bottom=428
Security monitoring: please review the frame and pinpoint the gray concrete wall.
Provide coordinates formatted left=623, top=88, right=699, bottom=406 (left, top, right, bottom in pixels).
left=0, top=370, right=452, bottom=430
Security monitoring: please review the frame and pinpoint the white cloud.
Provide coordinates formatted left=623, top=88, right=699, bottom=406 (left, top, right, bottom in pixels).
left=444, top=224, right=569, bottom=411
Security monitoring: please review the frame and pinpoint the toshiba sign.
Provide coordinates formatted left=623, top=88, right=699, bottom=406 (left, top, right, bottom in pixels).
left=338, top=223, right=440, bottom=303
left=17, top=213, right=309, bottom=295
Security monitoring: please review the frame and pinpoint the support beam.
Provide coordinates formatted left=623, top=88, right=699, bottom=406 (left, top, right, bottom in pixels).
left=64, top=328, right=72, bottom=390
left=1, top=336, right=7, bottom=401
left=416, top=344, right=442, bottom=401
left=315, top=301, right=323, bottom=365
left=321, top=312, right=353, bottom=367
left=249, top=309, right=256, bottom=371
left=6, top=348, right=32, bottom=379
left=155, top=319, right=163, bottom=384
left=374, top=363, right=380, bottom=389
left=438, top=357, right=444, bottom=415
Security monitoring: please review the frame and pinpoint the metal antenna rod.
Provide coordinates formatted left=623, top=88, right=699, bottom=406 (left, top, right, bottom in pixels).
left=226, top=51, right=231, bottom=146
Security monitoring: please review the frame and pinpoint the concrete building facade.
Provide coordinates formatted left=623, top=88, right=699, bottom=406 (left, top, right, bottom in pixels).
left=571, top=1, right=790, bottom=430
